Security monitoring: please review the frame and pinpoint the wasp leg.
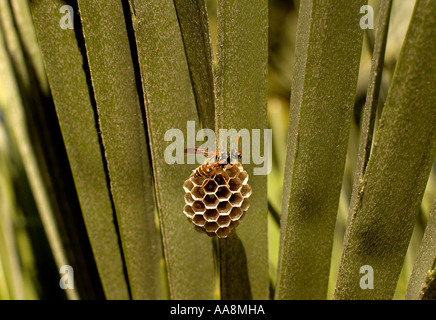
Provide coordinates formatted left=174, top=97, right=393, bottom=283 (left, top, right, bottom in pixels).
left=222, top=174, right=230, bottom=187
left=200, top=165, right=218, bottom=190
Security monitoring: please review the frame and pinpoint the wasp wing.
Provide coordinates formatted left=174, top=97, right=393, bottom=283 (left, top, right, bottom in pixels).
left=184, top=148, right=220, bottom=155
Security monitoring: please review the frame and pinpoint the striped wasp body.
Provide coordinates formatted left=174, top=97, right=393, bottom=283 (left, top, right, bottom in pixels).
left=185, top=137, right=242, bottom=190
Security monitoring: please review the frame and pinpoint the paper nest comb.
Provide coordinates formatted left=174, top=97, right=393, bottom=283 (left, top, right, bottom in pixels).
left=183, top=163, right=252, bottom=238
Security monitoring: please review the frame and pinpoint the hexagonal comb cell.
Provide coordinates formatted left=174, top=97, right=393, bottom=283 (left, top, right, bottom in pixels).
left=204, top=209, right=219, bottom=222
left=240, top=198, right=250, bottom=211
left=191, top=186, right=205, bottom=201
left=229, top=207, right=243, bottom=221
left=240, top=184, right=252, bottom=198
left=229, top=193, right=244, bottom=207
left=217, top=215, right=231, bottom=227
left=190, top=175, right=205, bottom=187
left=203, top=180, right=218, bottom=194
left=226, top=165, right=240, bottom=178
left=184, top=192, right=195, bottom=205
left=228, top=177, right=242, bottom=193
left=183, top=162, right=251, bottom=238
left=228, top=220, right=239, bottom=231
left=204, top=221, right=219, bottom=233
left=216, top=227, right=230, bottom=238
left=214, top=172, right=230, bottom=186
left=203, top=194, right=219, bottom=209
left=217, top=201, right=232, bottom=214
left=192, top=214, right=206, bottom=227
left=215, top=186, right=232, bottom=201
left=183, top=180, right=194, bottom=193
left=183, top=205, right=195, bottom=218
left=192, top=201, right=206, bottom=213
left=238, top=171, right=248, bottom=184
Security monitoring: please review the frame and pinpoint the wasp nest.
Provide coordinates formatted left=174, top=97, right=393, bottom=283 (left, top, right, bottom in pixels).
left=183, top=163, right=252, bottom=238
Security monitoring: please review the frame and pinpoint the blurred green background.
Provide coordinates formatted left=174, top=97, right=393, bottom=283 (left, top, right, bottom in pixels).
left=0, top=0, right=434, bottom=300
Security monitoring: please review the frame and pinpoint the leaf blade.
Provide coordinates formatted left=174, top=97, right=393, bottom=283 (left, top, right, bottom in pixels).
left=30, top=0, right=131, bottom=300
left=216, top=0, right=269, bottom=300
left=173, top=0, right=216, bottom=130
left=335, top=0, right=436, bottom=299
left=276, top=0, right=365, bottom=300
left=406, top=196, right=436, bottom=299
left=128, top=0, right=215, bottom=299
left=77, top=0, right=163, bottom=299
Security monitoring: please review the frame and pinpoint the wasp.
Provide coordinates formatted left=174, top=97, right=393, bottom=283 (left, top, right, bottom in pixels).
left=185, top=136, right=242, bottom=190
